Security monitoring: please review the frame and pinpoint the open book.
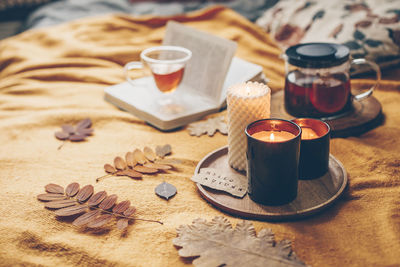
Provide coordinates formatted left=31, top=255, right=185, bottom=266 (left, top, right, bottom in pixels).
left=104, top=21, right=264, bottom=130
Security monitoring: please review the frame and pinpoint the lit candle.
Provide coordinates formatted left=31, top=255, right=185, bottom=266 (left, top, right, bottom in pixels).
left=227, top=82, right=270, bottom=171
left=292, top=118, right=330, bottom=179
left=245, top=119, right=301, bottom=205
left=251, top=130, right=296, bottom=142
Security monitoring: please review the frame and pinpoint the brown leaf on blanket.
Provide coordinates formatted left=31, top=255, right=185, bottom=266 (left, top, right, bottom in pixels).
left=143, top=146, right=157, bottom=162
left=37, top=182, right=162, bottom=233
left=44, top=199, right=77, bottom=209
left=173, top=216, right=307, bottom=267
left=45, top=183, right=64, bottom=194
left=87, top=191, right=107, bottom=207
left=37, top=193, right=68, bottom=201
left=116, top=218, right=129, bottom=230
left=54, top=205, right=88, bottom=217
left=65, top=182, right=80, bottom=197
left=155, top=144, right=172, bottom=158
left=55, top=118, right=94, bottom=149
left=76, top=185, right=94, bottom=202
left=112, top=200, right=131, bottom=214
left=133, top=165, right=158, bottom=174
left=114, top=156, right=127, bottom=170
left=133, top=149, right=147, bottom=165
left=99, top=194, right=118, bottom=210
left=87, top=214, right=113, bottom=228
left=187, top=116, right=228, bottom=137
left=97, top=145, right=174, bottom=182
left=73, top=210, right=101, bottom=227
left=104, top=163, right=116, bottom=174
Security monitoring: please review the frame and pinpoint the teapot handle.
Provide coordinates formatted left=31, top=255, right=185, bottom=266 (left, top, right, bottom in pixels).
left=351, top=58, right=381, bottom=101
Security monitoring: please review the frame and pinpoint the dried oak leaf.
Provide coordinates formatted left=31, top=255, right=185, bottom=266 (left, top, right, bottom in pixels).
left=187, top=116, right=228, bottom=137
left=173, top=216, right=307, bottom=267
left=55, top=118, right=94, bottom=145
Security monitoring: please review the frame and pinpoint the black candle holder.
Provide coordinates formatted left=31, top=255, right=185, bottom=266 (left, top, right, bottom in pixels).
left=245, top=119, right=301, bottom=206
left=292, top=118, right=330, bottom=180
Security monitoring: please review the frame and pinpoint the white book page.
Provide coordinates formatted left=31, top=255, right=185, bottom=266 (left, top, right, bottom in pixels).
left=162, top=21, right=237, bottom=105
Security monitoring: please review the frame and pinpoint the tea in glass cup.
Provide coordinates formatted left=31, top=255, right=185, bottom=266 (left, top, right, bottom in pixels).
left=124, top=46, right=192, bottom=110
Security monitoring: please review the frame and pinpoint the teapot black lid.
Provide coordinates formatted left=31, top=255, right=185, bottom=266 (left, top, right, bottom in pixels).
left=285, top=43, right=350, bottom=68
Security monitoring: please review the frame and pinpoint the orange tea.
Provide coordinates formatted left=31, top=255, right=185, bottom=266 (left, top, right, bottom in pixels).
left=152, top=67, right=185, bottom=93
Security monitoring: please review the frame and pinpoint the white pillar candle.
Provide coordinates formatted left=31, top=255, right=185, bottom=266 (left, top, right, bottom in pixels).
left=227, top=81, right=271, bottom=171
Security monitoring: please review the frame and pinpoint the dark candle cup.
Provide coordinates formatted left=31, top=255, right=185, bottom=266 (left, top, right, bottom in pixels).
left=245, top=119, right=301, bottom=206
left=292, top=118, right=330, bottom=180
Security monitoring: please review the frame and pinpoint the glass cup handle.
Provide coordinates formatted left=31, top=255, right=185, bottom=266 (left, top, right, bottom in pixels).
left=124, top=61, right=143, bottom=85
left=350, top=58, right=381, bottom=101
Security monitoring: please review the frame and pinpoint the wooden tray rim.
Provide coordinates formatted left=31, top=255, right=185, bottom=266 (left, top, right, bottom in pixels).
left=194, top=146, right=348, bottom=221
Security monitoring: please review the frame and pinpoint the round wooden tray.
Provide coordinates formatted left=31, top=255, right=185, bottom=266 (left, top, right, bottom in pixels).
left=195, top=146, right=348, bottom=221
left=271, top=90, right=383, bottom=137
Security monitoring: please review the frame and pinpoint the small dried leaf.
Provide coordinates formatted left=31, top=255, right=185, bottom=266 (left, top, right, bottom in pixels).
left=45, top=199, right=77, bottom=209
left=112, top=200, right=131, bottom=214
left=188, top=116, right=228, bottom=137
left=114, top=156, right=127, bottom=170
left=69, top=134, right=86, bottom=142
left=45, top=183, right=64, bottom=194
left=155, top=182, right=177, bottom=200
left=54, top=205, right=88, bottom=217
left=87, top=191, right=107, bottom=207
left=133, top=165, right=158, bottom=174
left=87, top=214, right=113, bottom=228
left=155, top=144, right=172, bottom=158
left=76, top=185, right=94, bottom=202
left=123, top=206, right=136, bottom=217
left=116, top=218, right=129, bottom=230
left=120, top=169, right=143, bottom=179
left=61, top=124, right=75, bottom=134
left=76, top=128, right=94, bottom=136
left=65, top=182, right=80, bottom=197
left=99, top=194, right=118, bottom=210
left=125, top=152, right=137, bottom=168
left=76, top=118, right=92, bottom=130
left=73, top=210, right=101, bottom=227
left=104, top=163, right=116, bottom=173
left=143, top=146, right=157, bottom=162
left=133, top=149, right=147, bottom=165
left=37, top=193, right=67, bottom=201
left=143, top=162, right=172, bottom=170
left=55, top=131, right=69, bottom=140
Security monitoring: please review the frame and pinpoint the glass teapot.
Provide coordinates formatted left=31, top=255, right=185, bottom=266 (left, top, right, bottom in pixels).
left=282, top=43, right=381, bottom=118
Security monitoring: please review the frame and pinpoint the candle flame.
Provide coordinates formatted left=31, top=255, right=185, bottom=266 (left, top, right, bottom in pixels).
left=270, top=132, right=275, bottom=141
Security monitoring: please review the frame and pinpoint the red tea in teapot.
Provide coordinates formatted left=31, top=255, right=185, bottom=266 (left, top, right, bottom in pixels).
left=284, top=70, right=352, bottom=118
left=283, top=43, right=380, bottom=118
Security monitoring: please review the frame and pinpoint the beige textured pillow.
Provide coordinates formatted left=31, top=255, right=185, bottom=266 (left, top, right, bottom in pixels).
left=256, top=0, right=400, bottom=70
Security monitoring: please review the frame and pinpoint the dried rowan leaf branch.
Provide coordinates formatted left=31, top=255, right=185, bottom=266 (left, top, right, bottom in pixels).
left=37, top=182, right=163, bottom=232
left=96, top=145, right=173, bottom=182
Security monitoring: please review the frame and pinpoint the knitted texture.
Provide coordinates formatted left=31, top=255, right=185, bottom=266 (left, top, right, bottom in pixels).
left=227, top=82, right=271, bottom=171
